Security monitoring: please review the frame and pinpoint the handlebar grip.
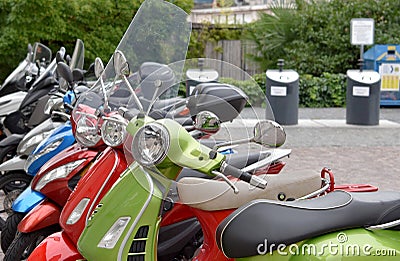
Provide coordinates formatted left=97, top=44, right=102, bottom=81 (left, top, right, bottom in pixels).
left=220, top=162, right=267, bottom=189
left=118, top=107, right=135, bottom=121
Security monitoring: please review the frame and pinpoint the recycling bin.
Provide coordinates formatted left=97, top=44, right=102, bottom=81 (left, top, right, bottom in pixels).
left=363, top=45, right=400, bottom=106
left=185, top=68, right=218, bottom=97
left=266, top=68, right=299, bottom=125
left=346, top=70, right=381, bottom=125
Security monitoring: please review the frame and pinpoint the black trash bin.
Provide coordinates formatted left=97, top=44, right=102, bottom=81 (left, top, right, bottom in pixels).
left=185, top=68, right=218, bottom=97
left=346, top=69, right=381, bottom=125
left=266, top=64, right=299, bottom=125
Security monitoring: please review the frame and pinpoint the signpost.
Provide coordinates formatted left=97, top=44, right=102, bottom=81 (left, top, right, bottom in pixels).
left=350, top=18, right=375, bottom=70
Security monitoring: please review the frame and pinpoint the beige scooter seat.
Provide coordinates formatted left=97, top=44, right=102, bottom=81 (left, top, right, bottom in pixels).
left=176, top=170, right=321, bottom=211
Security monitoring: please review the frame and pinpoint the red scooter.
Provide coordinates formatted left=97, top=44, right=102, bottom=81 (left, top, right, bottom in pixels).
left=26, top=55, right=289, bottom=260
left=2, top=70, right=108, bottom=259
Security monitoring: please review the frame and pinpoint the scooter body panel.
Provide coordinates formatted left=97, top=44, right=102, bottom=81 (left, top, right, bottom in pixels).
left=0, top=133, right=24, bottom=148
left=12, top=186, right=45, bottom=213
left=78, top=164, right=163, bottom=261
left=27, top=231, right=83, bottom=261
left=17, top=199, right=60, bottom=233
left=17, top=118, right=63, bottom=156
left=12, top=143, right=91, bottom=214
left=26, top=121, right=74, bottom=176
left=0, top=155, right=25, bottom=171
left=0, top=91, right=26, bottom=117
left=26, top=143, right=98, bottom=209
left=60, top=147, right=127, bottom=244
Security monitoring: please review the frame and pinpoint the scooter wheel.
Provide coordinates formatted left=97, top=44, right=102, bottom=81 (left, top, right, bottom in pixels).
left=0, top=171, right=31, bottom=232
left=1, top=212, right=25, bottom=253
left=0, top=171, right=32, bottom=194
left=3, top=224, right=60, bottom=261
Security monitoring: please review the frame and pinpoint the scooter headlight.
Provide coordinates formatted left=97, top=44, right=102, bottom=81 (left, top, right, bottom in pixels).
left=131, top=123, right=170, bottom=166
left=18, top=130, right=53, bottom=155
left=24, top=139, right=63, bottom=173
left=75, top=114, right=101, bottom=147
left=101, top=115, right=128, bottom=147
left=33, top=159, right=85, bottom=191
left=98, top=216, right=131, bottom=249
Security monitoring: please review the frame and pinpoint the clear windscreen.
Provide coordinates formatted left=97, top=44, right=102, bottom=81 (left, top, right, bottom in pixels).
left=71, top=0, right=192, bottom=146
left=124, top=58, right=278, bottom=172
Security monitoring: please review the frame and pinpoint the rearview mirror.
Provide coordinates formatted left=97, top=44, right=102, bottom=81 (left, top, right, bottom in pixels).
left=94, top=57, right=104, bottom=79
left=253, top=120, right=286, bottom=148
left=32, top=43, right=52, bottom=64
left=194, top=111, right=221, bottom=134
left=113, top=50, right=130, bottom=77
left=57, top=62, right=73, bottom=85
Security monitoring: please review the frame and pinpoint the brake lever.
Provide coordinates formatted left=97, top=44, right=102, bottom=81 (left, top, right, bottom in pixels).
left=212, top=170, right=239, bottom=194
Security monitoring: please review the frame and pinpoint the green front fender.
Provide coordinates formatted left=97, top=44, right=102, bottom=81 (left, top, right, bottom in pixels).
left=78, top=163, right=163, bottom=261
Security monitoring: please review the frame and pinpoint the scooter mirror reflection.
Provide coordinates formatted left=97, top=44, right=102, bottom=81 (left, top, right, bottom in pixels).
left=94, top=57, right=104, bottom=79
left=113, top=50, right=130, bottom=77
left=194, top=111, right=221, bottom=134
left=253, top=120, right=286, bottom=148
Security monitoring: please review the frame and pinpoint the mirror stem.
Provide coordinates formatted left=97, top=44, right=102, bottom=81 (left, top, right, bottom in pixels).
left=100, top=77, right=110, bottom=111
left=122, top=75, right=143, bottom=112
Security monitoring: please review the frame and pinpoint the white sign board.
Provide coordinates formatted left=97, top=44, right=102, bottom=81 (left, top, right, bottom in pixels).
left=353, top=86, right=370, bottom=97
left=350, top=18, right=374, bottom=45
left=271, top=86, right=287, bottom=96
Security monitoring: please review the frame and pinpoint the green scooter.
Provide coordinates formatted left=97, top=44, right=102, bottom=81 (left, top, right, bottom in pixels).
left=77, top=0, right=400, bottom=260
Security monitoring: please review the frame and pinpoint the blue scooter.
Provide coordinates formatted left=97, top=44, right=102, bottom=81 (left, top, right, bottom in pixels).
left=0, top=90, right=78, bottom=252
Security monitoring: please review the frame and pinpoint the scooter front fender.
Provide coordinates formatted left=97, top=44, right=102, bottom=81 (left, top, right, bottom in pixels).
left=28, top=231, right=83, bottom=261
left=18, top=199, right=60, bottom=233
left=12, top=186, right=45, bottom=213
left=0, top=155, right=25, bottom=171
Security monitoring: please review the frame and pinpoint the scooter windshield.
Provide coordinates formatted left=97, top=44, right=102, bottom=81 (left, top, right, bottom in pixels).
left=71, top=0, right=192, bottom=146
left=127, top=58, right=276, bottom=165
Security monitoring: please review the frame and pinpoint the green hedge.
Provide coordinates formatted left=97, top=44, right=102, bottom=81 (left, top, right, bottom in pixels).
left=219, top=73, right=346, bottom=108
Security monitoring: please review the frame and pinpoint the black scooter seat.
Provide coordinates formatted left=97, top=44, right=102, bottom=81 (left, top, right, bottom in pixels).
left=216, top=190, right=400, bottom=258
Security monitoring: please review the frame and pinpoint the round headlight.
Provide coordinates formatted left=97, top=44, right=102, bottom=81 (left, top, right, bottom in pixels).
left=132, top=123, right=170, bottom=166
left=101, top=115, right=128, bottom=147
left=75, top=114, right=101, bottom=147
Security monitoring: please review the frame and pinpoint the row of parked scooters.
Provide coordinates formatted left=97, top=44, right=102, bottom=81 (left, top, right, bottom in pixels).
left=0, top=0, right=399, bottom=260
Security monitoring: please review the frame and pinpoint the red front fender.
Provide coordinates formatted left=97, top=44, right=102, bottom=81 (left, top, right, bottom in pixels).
left=18, top=199, right=61, bottom=233
left=28, top=231, right=83, bottom=261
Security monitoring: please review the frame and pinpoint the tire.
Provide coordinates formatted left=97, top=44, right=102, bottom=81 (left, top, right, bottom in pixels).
left=4, top=225, right=60, bottom=261
left=1, top=212, right=25, bottom=252
left=0, top=172, right=32, bottom=231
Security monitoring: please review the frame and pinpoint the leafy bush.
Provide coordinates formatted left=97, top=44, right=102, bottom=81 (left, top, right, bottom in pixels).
left=299, top=73, right=346, bottom=107
left=246, top=0, right=400, bottom=76
left=250, top=72, right=346, bottom=108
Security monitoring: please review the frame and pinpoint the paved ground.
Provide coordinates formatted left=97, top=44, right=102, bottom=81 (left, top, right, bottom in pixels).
left=235, top=107, right=400, bottom=191
left=1, top=107, right=399, bottom=259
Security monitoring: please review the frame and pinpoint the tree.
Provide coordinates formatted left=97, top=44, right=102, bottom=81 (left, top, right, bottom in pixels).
left=246, top=0, right=400, bottom=76
left=0, top=0, right=193, bottom=81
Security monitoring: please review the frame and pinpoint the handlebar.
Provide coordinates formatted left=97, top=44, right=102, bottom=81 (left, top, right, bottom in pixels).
left=118, top=107, right=136, bottom=121
left=220, top=162, right=267, bottom=189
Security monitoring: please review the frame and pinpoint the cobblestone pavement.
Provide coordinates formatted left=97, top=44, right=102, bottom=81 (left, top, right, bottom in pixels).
left=244, top=107, right=400, bottom=191
left=1, top=107, right=399, bottom=259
